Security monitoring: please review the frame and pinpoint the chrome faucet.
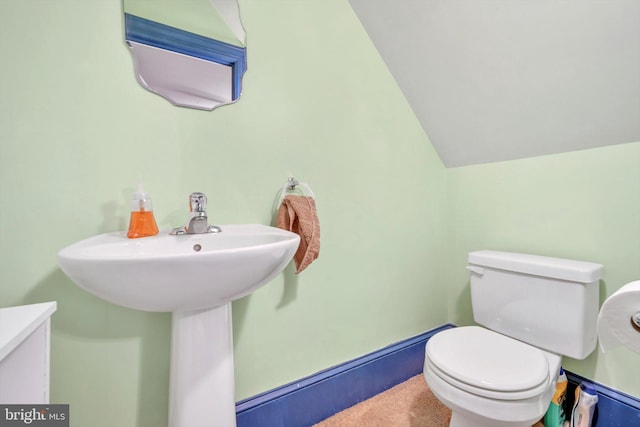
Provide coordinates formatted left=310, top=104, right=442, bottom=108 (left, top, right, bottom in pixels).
left=170, top=192, right=221, bottom=235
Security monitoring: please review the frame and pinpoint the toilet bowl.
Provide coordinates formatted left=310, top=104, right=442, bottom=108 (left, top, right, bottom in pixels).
left=424, top=326, right=561, bottom=427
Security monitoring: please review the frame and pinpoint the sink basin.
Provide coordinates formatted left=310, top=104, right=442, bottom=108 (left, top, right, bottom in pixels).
left=57, top=224, right=300, bottom=312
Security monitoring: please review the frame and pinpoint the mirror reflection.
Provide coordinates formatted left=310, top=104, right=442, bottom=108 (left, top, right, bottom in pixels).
left=123, top=0, right=247, bottom=110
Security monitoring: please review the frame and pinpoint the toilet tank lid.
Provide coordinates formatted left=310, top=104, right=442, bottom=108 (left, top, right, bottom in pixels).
left=468, top=250, right=603, bottom=283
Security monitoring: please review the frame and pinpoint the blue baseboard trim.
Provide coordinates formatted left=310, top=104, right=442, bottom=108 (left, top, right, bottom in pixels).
left=565, top=371, right=640, bottom=427
left=236, top=324, right=455, bottom=427
left=236, top=323, right=640, bottom=427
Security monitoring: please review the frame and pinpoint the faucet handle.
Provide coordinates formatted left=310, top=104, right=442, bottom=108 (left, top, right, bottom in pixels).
left=190, top=192, right=207, bottom=213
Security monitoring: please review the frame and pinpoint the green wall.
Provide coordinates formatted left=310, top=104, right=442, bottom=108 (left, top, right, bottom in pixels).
left=447, top=142, right=640, bottom=397
left=0, top=1, right=447, bottom=426
left=0, top=1, right=637, bottom=427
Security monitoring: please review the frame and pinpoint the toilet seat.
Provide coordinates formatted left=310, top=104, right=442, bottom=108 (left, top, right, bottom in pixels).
left=425, top=326, right=550, bottom=400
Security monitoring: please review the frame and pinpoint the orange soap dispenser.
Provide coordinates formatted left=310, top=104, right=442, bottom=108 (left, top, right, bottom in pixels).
left=127, top=183, right=159, bottom=238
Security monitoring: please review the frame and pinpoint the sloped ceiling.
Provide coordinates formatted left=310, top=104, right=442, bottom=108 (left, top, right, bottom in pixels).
left=349, top=0, right=640, bottom=167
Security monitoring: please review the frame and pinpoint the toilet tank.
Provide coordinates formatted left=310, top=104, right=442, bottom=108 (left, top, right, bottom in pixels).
left=467, top=250, right=602, bottom=360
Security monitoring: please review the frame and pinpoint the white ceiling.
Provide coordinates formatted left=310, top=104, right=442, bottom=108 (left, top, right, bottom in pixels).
left=349, top=0, right=640, bottom=167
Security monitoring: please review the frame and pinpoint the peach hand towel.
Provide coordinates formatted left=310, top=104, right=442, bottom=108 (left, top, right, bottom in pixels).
left=276, top=195, right=320, bottom=273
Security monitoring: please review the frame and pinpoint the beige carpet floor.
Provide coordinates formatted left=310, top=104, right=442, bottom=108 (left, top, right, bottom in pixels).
left=314, top=375, right=545, bottom=427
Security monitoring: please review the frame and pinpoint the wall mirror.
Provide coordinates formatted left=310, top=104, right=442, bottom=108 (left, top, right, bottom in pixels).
left=123, top=0, right=247, bottom=110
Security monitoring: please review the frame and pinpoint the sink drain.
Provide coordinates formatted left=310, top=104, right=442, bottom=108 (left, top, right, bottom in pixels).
left=193, top=244, right=202, bottom=252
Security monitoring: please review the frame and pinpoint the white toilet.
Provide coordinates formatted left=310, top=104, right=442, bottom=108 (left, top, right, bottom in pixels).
left=424, top=250, right=602, bottom=427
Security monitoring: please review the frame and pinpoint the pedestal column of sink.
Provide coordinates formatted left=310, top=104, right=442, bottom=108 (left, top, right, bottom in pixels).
left=169, top=303, right=236, bottom=427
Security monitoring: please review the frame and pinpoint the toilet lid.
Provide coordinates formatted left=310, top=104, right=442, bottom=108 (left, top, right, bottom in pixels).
left=426, top=326, right=549, bottom=396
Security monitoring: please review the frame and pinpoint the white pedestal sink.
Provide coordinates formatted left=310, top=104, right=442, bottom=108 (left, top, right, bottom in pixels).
left=58, top=224, right=300, bottom=427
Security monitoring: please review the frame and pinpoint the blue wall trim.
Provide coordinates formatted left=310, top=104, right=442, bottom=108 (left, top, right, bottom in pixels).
left=236, top=324, right=640, bottom=427
left=565, top=371, right=640, bottom=427
left=235, top=324, right=454, bottom=427
left=124, top=14, right=247, bottom=100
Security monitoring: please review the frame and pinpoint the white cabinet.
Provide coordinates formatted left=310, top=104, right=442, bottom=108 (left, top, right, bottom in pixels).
left=0, top=302, right=57, bottom=403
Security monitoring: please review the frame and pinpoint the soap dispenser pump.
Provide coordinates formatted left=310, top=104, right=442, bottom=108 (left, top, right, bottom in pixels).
left=127, top=184, right=159, bottom=238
